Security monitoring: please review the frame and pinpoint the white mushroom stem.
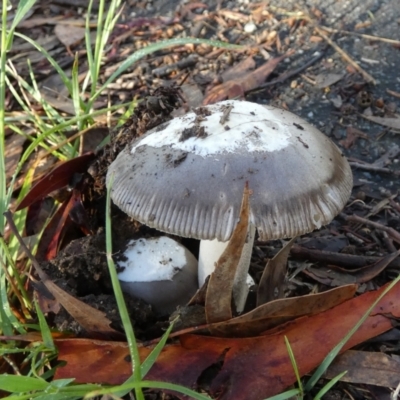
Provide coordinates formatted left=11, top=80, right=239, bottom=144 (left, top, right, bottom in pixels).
left=198, top=223, right=256, bottom=313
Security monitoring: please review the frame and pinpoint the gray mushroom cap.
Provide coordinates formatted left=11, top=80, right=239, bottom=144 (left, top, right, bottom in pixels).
left=107, top=100, right=353, bottom=241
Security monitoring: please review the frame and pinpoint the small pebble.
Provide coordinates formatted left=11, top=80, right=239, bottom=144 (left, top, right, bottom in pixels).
left=244, top=21, right=256, bottom=33
left=307, top=111, right=314, bottom=118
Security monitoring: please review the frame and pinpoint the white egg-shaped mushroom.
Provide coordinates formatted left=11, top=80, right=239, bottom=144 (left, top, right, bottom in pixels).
left=108, top=100, right=353, bottom=312
left=117, top=237, right=198, bottom=315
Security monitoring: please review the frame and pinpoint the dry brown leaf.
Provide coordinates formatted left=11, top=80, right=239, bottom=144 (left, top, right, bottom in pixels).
left=257, top=238, right=296, bottom=306
left=55, top=281, right=400, bottom=400
left=325, top=350, right=400, bottom=388
left=203, top=53, right=289, bottom=105
left=205, top=184, right=251, bottom=325
left=55, top=23, right=86, bottom=48
left=44, top=279, right=120, bottom=338
left=5, top=133, right=25, bottom=183
left=339, top=126, right=369, bottom=149
left=221, top=56, right=256, bottom=82
left=315, top=72, right=345, bottom=89
left=199, top=284, right=356, bottom=337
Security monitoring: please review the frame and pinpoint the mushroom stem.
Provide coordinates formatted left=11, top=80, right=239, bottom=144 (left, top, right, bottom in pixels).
left=198, top=223, right=256, bottom=313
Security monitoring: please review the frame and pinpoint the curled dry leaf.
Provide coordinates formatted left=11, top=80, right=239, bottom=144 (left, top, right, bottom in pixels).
left=41, top=193, right=76, bottom=260
left=199, top=284, right=357, bottom=337
left=257, top=237, right=296, bottom=306
left=205, top=184, right=251, bottom=325
left=17, top=153, right=95, bottom=211
left=44, top=279, right=122, bottom=339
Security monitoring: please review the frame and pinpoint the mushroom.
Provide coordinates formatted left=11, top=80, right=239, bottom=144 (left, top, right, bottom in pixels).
left=107, top=100, right=353, bottom=312
left=117, top=237, right=198, bottom=314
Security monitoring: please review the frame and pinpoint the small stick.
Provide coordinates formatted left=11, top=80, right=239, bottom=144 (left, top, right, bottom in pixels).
left=152, top=54, right=198, bottom=78
left=349, top=161, right=400, bottom=176
left=387, top=89, right=400, bottom=99
left=290, top=245, right=400, bottom=269
left=314, top=26, right=377, bottom=85
left=345, top=214, right=400, bottom=244
left=321, top=26, right=400, bottom=46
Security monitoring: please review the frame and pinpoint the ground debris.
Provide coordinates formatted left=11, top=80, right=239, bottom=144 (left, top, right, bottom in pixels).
left=88, top=86, right=183, bottom=196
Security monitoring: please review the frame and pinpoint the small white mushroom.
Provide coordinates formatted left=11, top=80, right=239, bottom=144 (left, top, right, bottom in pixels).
left=108, top=100, right=353, bottom=313
left=117, top=237, right=198, bottom=315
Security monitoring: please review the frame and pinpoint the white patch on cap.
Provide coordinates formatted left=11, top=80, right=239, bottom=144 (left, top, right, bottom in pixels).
left=118, top=237, right=189, bottom=282
left=131, top=100, right=292, bottom=157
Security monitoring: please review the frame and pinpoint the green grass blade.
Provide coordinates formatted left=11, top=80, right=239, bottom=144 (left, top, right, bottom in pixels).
left=313, top=371, right=347, bottom=400
left=85, top=379, right=211, bottom=399
left=0, top=0, right=9, bottom=235
left=0, top=375, right=48, bottom=392
left=0, top=271, right=22, bottom=334
left=91, top=0, right=105, bottom=89
left=1, top=394, right=37, bottom=400
left=23, top=60, right=66, bottom=127
left=34, top=396, right=81, bottom=400
left=284, top=336, right=303, bottom=396
left=264, top=388, right=301, bottom=400
left=86, top=0, right=122, bottom=99
left=105, top=173, right=144, bottom=400
left=7, top=0, right=38, bottom=40
left=71, top=54, right=82, bottom=131
left=48, top=378, right=76, bottom=388
left=82, top=0, right=94, bottom=94
left=13, top=32, right=73, bottom=95
left=7, top=103, right=124, bottom=190
left=34, top=301, right=55, bottom=351
left=53, top=383, right=101, bottom=392
left=140, top=321, right=175, bottom=378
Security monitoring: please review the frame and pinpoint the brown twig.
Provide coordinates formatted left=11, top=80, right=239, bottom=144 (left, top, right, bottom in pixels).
left=314, top=26, right=376, bottom=85
left=387, top=89, right=400, bottom=99
left=349, top=161, right=400, bottom=176
left=290, top=245, right=400, bottom=269
left=152, top=54, right=198, bottom=78
left=345, top=215, right=400, bottom=245
left=320, top=26, right=400, bottom=46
